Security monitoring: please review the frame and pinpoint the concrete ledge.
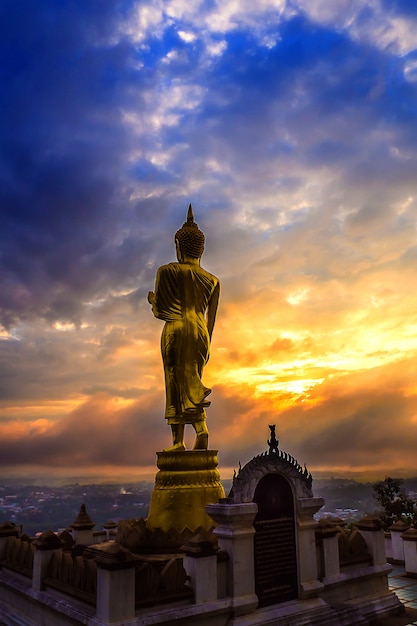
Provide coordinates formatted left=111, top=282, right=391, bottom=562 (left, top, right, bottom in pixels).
left=0, top=569, right=93, bottom=625
left=229, top=597, right=328, bottom=625
left=343, top=590, right=404, bottom=622
left=322, top=562, right=392, bottom=589
left=90, top=597, right=232, bottom=625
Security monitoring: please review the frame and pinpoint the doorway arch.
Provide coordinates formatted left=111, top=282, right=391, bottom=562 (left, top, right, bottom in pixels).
left=253, top=473, right=298, bottom=607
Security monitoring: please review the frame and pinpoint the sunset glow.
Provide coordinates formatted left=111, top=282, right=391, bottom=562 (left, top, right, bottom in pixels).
left=1, top=0, right=417, bottom=483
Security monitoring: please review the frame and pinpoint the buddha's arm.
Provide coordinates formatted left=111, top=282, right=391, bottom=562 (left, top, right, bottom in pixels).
left=206, top=281, right=220, bottom=340
left=148, top=290, right=159, bottom=319
left=148, top=269, right=162, bottom=319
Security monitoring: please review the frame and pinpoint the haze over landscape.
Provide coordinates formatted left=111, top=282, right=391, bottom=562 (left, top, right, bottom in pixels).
left=1, top=0, right=417, bottom=484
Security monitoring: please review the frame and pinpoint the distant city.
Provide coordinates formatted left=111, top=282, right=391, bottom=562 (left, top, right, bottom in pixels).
left=0, top=481, right=154, bottom=537
left=2, top=477, right=417, bottom=537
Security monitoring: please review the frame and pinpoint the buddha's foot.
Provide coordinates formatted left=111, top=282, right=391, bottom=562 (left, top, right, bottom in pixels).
left=193, top=433, right=208, bottom=450
left=163, top=442, right=186, bottom=452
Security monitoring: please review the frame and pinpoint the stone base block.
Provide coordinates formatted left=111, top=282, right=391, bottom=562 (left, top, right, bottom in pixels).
left=147, top=450, right=225, bottom=533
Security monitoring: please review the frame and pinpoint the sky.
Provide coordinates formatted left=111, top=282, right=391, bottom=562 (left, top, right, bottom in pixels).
left=1, top=0, right=417, bottom=484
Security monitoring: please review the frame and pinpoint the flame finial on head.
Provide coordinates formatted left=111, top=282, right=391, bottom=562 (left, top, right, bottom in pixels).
left=175, top=203, right=205, bottom=258
left=187, top=203, right=194, bottom=223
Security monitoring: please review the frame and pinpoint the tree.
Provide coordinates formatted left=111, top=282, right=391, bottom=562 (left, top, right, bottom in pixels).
left=372, top=477, right=416, bottom=529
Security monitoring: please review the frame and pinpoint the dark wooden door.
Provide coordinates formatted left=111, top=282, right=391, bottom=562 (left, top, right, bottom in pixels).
left=253, top=473, right=298, bottom=607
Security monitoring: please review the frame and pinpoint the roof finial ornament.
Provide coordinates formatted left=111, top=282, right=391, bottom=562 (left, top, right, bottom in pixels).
left=268, top=424, right=279, bottom=455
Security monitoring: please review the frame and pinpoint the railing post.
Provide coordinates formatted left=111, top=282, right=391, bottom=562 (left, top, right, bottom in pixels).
left=32, top=530, right=63, bottom=591
left=389, top=520, right=410, bottom=564
left=296, top=497, right=325, bottom=597
left=0, top=522, right=18, bottom=560
left=182, top=537, right=218, bottom=603
left=384, top=531, right=392, bottom=561
left=355, top=515, right=386, bottom=566
left=88, top=542, right=137, bottom=624
left=206, top=501, right=258, bottom=616
left=102, top=520, right=117, bottom=541
left=402, top=527, right=417, bottom=576
left=315, top=520, right=340, bottom=580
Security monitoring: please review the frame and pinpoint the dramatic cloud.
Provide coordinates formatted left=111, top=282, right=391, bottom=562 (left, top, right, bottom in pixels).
left=1, top=0, right=417, bottom=483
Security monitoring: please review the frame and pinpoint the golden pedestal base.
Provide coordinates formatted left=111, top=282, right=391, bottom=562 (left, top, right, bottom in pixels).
left=146, top=450, right=225, bottom=533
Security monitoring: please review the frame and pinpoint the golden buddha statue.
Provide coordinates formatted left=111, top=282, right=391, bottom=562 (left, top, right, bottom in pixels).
left=148, top=205, right=220, bottom=452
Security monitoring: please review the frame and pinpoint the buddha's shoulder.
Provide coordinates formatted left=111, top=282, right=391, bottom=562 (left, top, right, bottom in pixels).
left=158, top=262, right=218, bottom=284
left=157, top=262, right=181, bottom=274
left=198, top=266, right=219, bottom=284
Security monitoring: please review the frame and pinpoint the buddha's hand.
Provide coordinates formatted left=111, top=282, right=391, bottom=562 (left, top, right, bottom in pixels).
left=147, top=291, right=155, bottom=304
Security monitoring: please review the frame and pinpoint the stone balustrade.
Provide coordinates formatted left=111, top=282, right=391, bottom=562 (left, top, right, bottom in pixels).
left=0, top=500, right=405, bottom=625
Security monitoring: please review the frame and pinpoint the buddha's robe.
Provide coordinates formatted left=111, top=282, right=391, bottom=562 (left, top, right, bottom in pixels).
left=151, top=262, right=220, bottom=424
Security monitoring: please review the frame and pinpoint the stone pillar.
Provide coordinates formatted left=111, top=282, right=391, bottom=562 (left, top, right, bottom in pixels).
left=297, top=497, right=324, bottom=597
left=356, top=515, right=386, bottom=566
left=89, top=542, right=137, bottom=624
left=389, top=520, right=410, bottom=564
left=70, top=503, right=95, bottom=546
left=315, top=520, right=340, bottom=580
left=0, top=522, right=18, bottom=560
left=32, top=530, right=63, bottom=591
left=402, top=527, right=417, bottom=576
left=182, top=537, right=218, bottom=603
left=206, top=502, right=258, bottom=616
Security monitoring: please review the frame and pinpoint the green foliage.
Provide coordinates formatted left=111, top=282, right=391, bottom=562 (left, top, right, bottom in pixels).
left=372, top=477, right=416, bottom=529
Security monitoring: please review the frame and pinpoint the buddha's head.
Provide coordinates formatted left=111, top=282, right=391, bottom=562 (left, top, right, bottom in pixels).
left=175, top=204, right=205, bottom=260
